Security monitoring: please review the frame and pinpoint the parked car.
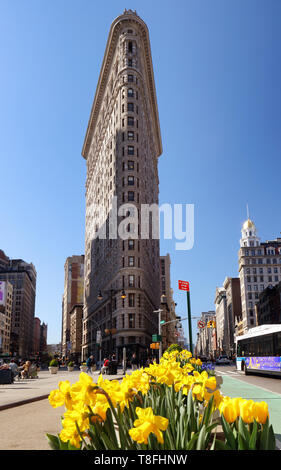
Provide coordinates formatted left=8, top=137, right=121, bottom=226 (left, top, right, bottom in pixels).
left=199, top=356, right=208, bottom=363
left=216, top=355, right=231, bottom=365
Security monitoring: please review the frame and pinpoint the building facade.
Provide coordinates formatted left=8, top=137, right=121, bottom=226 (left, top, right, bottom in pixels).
left=0, top=280, right=13, bottom=355
left=239, top=218, right=281, bottom=334
left=159, top=255, right=178, bottom=350
left=69, top=304, right=83, bottom=363
left=0, top=250, right=36, bottom=357
left=256, top=282, right=281, bottom=325
left=61, top=255, right=84, bottom=357
left=81, top=10, right=162, bottom=362
left=223, top=277, right=242, bottom=353
left=196, top=311, right=216, bottom=358
left=214, top=287, right=229, bottom=355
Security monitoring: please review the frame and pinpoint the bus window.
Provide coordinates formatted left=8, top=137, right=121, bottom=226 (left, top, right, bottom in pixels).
left=274, top=332, right=281, bottom=356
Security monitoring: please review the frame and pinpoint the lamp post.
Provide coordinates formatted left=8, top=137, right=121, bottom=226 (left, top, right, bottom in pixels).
left=97, top=288, right=126, bottom=357
left=88, top=316, right=103, bottom=370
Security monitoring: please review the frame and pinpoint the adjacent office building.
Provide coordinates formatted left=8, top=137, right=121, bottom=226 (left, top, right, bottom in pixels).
left=81, top=10, right=162, bottom=361
left=255, top=282, right=281, bottom=325
left=239, top=218, right=281, bottom=333
left=0, top=250, right=36, bottom=357
left=61, top=255, right=84, bottom=357
left=0, top=280, right=13, bottom=355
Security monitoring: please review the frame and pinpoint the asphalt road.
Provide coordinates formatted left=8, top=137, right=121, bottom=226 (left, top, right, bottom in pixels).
left=215, top=364, right=281, bottom=395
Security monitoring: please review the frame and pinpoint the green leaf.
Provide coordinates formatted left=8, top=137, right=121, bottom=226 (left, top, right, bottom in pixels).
left=238, top=417, right=250, bottom=449
left=220, top=414, right=237, bottom=450
left=214, top=439, right=232, bottom=451
left=196, top=424, right=207, bottom=450
left=260, top=419, right=269, bottom=450
left=249, top=420, right=258, bottom=450
left=46, top=433, right=60, bottom=450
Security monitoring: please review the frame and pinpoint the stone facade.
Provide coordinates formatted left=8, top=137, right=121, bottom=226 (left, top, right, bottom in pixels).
left=159, top=254, right=177, bottom=350
left=0, top=251, right=36, bottom=357
left=61, top=255, right=84, bottom=357
left=69, top=304, right=83, bottom=362
left=81, top=11, right=162, bottom=362
left=0, top=280, right=13, bottom=355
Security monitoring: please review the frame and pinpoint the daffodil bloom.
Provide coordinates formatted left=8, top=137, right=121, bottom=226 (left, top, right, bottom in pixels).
left=70, top=372, right=97, bottom=407
left=59, top=405, right=90, bottom=448
left=129, top=407, right=169, bottom=445
left=48, top=380, right=74, bottom=410
left=253, top=401, right=269, bottom=424
left=192, top=371, right=217, bottom=401
left=219, top=399, right=238, bottom=423
left=240, top=399, right=255, bottom=424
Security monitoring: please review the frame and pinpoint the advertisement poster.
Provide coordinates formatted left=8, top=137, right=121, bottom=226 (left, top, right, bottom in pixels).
left=245, top=356, right=281, bottom=372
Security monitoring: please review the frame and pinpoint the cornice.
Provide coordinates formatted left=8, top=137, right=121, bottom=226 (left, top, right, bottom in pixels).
left=81, top=12, right=162, bottom=160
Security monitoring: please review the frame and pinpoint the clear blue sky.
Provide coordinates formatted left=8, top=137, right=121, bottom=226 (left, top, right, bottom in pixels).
left=0, top=1, right=280, bottom=344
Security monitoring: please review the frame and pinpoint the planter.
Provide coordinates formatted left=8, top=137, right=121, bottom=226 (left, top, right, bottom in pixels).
left=215, top=374, right=223, bottom=389
left=91, top=365, right=97, bottom=372
left=68, top=366, right=74, bottom=372
left=49, top=366, right=58, bottom=374
left=80, top=365, right=87, bottom=372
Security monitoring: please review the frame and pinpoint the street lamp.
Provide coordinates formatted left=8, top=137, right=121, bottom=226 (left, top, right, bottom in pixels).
left=97, top=288, right=126, bottom=356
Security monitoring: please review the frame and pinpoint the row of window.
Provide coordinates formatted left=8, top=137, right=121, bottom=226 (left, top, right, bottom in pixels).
left=247, top=279, right=279, bottom=291
left=237, top=332, right=281, bottom=356
left=244, top=250, right=281, bottom=261
left=244, top=258, right=281, bottom=265
left=245, top=267, right=281, bottom=274
left=247, top=271, right=280, bottom=281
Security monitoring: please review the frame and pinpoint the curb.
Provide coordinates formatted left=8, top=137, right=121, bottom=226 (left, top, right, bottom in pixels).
left=0, top=394, right=50, bottom=412
left=0, top=374, right=125, bottom=412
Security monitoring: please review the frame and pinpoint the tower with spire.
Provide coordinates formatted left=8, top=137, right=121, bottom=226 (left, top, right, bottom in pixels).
left=238, top=210, right=281, bottom=334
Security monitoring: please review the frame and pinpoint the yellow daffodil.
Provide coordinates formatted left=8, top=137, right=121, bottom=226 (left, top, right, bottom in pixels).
left=48, top=380, right=74, bottom=410
left=219, top=399, right=238, bottom=423
left=253, top=401, right=269, bottom=424
left=129, top=407, right=169, bottom=445
left=239, top=399, right=255, bottom=424
left=70, top=372, right=98, bottom=407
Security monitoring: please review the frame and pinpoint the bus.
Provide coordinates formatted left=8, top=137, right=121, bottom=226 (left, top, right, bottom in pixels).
left=236, top=324, right=281, bottom=377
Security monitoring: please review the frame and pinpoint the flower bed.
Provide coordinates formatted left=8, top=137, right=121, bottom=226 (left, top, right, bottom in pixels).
left=47, top=349, right=276, bottom=450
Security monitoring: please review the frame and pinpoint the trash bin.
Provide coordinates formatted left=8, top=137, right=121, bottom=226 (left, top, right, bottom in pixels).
left=0, top=369, right=13, bottom=384
left=108, top=361, right=117, bottom=375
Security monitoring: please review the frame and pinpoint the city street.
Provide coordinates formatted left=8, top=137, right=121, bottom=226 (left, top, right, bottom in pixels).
left=0, top=366, right=280, bottom=450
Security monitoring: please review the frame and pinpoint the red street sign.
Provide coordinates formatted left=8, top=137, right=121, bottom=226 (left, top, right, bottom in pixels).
left=197, top=320, right=205, bottom=329
left=178, top=280, right=190, bottom=291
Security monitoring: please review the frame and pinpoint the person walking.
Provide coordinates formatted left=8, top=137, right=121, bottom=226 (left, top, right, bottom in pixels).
left=86, top=355, right=94, bottom=374
left=9, top=359, right=19, bottom=381
left=131, top=353, right=138, bottom=371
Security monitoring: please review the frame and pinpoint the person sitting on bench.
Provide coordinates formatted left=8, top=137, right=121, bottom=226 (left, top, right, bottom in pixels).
left=101, top=358, right=109, bottom=374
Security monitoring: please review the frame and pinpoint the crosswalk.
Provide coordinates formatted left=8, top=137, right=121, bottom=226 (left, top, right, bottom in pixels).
left=216, top=369, right=244, bottom=378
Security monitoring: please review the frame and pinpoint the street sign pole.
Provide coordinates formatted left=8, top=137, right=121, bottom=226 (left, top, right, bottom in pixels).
left=186, top=290, right=193, bottom=356
left=178, top=280, right=193, bottom=356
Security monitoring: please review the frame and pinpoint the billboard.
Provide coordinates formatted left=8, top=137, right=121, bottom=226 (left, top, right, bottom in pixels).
left=0, top=281, right=6, bottom=306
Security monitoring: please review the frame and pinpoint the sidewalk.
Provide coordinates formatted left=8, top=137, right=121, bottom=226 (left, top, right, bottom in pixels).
left=0, top=368, right=127, bottom=410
